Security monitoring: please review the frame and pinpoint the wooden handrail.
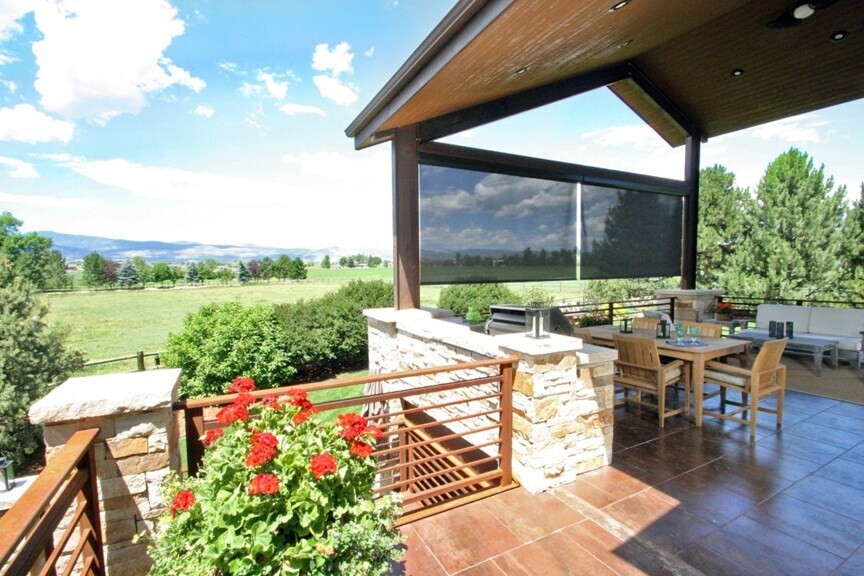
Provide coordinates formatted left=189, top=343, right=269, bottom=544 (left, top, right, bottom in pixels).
left=0, top=428, right=103, bottom=576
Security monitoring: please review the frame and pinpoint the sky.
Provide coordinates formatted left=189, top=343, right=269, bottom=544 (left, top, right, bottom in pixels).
left=1, top=0, right=862, bottom=254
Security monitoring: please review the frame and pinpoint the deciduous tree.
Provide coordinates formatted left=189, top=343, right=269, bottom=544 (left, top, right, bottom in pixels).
left=82, top=251, right=109, bottom=288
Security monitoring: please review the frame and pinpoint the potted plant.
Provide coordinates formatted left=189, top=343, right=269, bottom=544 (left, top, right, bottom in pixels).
left=148, top=377, right=403, bottom=575
left=715, top=301, right=734, bottom=321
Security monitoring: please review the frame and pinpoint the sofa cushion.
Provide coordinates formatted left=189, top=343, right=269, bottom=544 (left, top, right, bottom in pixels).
left=755, top=304, right=812, bottom=332
left=806, top=334, right=862, bottom=352
left=807, top=306, right=864, bottom=339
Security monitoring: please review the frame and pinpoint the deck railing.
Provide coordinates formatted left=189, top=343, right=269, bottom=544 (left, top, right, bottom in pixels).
left=716, top=295, right=864, bottom=318
left=173, top=356, right=518, bottom=523
left=0, top=428, right=104, bottom=576
left=558, top=295, right=676, bottom=326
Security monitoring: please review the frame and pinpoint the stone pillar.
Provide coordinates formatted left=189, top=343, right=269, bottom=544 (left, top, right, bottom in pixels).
left=656, top=289, right=723, bottom=322
left=365, top=308, right=616, bottom=494
left=29, top=369, right=181, bottom=576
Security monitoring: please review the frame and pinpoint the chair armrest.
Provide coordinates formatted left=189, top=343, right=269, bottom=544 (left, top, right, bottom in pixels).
left=660, top=359, right=686, bottom=370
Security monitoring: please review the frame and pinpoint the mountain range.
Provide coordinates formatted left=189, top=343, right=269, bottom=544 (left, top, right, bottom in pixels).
left=36, top=231, right=387, bottom=264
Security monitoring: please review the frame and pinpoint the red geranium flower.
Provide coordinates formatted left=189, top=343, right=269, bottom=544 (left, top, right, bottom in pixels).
left=261, top=394, right=281, bottom=410
left=285, top=389, right=309, bottom=406
left=203, top=428, right=223, bottom=447
left=246, top=443, right=277, bottom=467
left=309, top=453, right=338, bottom=479
left=228, top=377, right=256, bottom=394
left=250, top=432, right=278, bottom=448
left=337, top=413, right=369, bottom=441
left=216, top=404, right=249, bottom=425
left=249, top=473, right=280, bottom=495
left=349, top=441, right=373, bottom=459
left=234, top=391, right=255, bottom=406
left=365, top=425, right=384, bottom=442
left=170, top=489, right=195, bottom=517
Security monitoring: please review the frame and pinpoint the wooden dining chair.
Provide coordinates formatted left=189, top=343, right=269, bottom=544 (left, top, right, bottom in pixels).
left=613, top=334, right=691, bottom=428
left=632, top=316, right=660, bottom=331
left=701, top=338, right=787, bottom=438
left=681, top=321, right=723, bottom=339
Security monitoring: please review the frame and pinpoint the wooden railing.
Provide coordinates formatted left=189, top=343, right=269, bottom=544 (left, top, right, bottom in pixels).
left=82, top=350, right=164, bottom=372
left=558, top=296, right=676, bottom=326
left=174, top=357, right=518, bottom=523
left=0, top=428, right=104, bottom=576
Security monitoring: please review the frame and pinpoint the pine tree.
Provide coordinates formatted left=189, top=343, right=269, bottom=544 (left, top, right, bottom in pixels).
left=288, top=257, right=307, bottom=280
left=321, top=255, right=331, bottom=269
left=186, top=263, right=201, bottom=285
left=696, top=165, right=748, bottom=288
left=718, top=148, right=846, bottom=300
left=840, top=184, right=864, bottom=301
left=238, top=261, right=251, bottom=284
left=117, top=261, right=140, bottom=288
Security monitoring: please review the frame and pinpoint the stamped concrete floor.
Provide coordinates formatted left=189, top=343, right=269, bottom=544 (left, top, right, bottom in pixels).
left=390, top=378, right=864, bottom=575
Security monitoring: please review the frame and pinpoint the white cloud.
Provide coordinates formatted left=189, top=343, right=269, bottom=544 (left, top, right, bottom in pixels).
left=0, top=191, right=89, bottom=208
left=364, top=46, right=375, bottom=58
left=0, top=0, right=30, bottom=41
left=219, top=61, right=240, bottom=75
left=313, top=75, right=358, bottom=105
left=192, top=105, right=214, bottom=118
left=748, top=114, right=828, bottom=144
left=0, top=156, right=38, bottom=178
left=241, top=70, right=290, bottom=100
left=0, top=78, right=16, bottom=93
left=279, top=103, right=325, bottom=117
left=0, top=104, right=74, bottom=143
left=281, top=150, right=387, bottom=185
left=0, top=51, right=18, bottom=65
left=31, top=0, right=204, bottom=123
left=311, top=42, right=358, bottom=105
left=312, top=42, right=354, bottom=75
left=53, top=156, right=285, bottom=203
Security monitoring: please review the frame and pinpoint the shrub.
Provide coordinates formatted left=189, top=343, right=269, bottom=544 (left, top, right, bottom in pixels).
left=437, top=283, right=518, bottom=316
left=516, top=286, right=555, bottom=307
left=0, top=280, right=83, bottom=465
left=147, top=378, right=403, bottom=575
left=274, top=280, right=393, bottom=381
left=163, top=302, right=296, bottom=399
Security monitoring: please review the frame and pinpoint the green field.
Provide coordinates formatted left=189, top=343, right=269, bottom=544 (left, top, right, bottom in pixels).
left=40, top=268, right=584, bottom=368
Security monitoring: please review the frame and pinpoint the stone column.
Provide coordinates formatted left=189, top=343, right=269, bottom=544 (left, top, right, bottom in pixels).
left=29, top=369, right=181, bottom=576
left=365, top=308, right=616, bottom=494
left=656, top=289, right=723, bottom=322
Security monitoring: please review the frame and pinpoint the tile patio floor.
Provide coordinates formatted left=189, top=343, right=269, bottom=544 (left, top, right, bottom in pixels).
left=390, top=369, right=864, bottom=575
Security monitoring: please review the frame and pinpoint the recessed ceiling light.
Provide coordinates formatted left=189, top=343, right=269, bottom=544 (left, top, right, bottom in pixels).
left=609, top=1, right=630, bottom=12
left=831, top=30, right=848, bottom=41
left=731, top=68, right=745, bottom=77
left=792, top=3, right=816, bottom=20
left=616, top=39, right=633, bottom=49
left=514, top=65, right=531, bottom=76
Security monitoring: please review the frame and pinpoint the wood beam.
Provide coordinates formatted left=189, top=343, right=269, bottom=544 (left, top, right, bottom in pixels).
left=392, top=125, right=421, bottom=310
left=682, top=132, right=701, bottom=289
left=419, top=63, right=631, bottom=143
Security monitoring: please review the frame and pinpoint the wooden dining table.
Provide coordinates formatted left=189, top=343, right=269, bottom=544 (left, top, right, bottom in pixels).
left=587, top=325, right=749, bottom=426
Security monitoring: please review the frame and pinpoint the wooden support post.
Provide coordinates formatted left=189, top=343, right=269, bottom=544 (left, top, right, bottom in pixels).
left=184, top=407, right=205, bottom=476
left=136, top=350, right=145, bottom=371
left=392, top=125, right=420, bottom=310
left=682, top=132, right=701, bottom=289
left=499, top=362, right=514, bottom=487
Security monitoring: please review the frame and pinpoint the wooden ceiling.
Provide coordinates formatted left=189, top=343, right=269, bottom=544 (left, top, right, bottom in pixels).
left=347, top=0, right=864, bottom=148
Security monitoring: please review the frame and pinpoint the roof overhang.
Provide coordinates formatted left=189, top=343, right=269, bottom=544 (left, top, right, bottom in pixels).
left=347, top=0, right=864, bottom=149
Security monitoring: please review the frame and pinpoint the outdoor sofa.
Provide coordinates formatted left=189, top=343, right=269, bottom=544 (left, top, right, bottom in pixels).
left=734, top=304, right=864, bottom=369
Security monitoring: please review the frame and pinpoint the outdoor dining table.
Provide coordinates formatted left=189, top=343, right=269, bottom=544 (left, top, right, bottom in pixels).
left=587, top=325, right=749, bottom=426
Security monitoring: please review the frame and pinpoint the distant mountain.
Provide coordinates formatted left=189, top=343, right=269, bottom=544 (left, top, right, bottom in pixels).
left=36, top=231, right=387, bottom=264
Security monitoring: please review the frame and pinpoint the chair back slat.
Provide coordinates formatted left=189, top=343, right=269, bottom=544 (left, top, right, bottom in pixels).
left=681, top=321, right=723, bottom=339
left=752, top=338, right=788, bottom=373
left=632, top=317, right=660, bottom=331
left=614, top=334, right=661, bottom=382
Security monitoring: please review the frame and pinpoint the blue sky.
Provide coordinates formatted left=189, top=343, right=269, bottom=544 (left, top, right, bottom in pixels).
left=1, top=1, right=861, bottom=253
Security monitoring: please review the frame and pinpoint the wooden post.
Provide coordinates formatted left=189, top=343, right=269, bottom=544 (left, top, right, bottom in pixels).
left=84, top=437, right=105, bottom=576
left=499, top=361, right=514, bottom=487
left=136, top=350, right=145, bottom=371
left=392, top=125, right=420, bottom=310
left=184, top=407, right=205, bottom=476
left=682, top=132, right=701, bottom=289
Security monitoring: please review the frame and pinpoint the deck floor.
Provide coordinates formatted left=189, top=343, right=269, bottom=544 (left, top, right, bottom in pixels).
left=390, top=366, right=864, bottom=575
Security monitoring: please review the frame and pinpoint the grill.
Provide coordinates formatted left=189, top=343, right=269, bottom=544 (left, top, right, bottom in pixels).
left=484, top=305, right=576, bottom=337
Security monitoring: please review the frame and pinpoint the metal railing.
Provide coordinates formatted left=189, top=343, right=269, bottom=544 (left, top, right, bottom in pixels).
left=558, top=296, right=676, bottom=326
left=0, top=428, right=104, bottom=576
left=716, top=296, right=864, bottom=318
left=173, top=357, right=518, bottom=524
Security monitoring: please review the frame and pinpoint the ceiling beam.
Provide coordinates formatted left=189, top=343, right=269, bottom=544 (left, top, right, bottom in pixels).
left=418, top=63, right=631, bottom=143
left=626, top=63, right=695, bottom=138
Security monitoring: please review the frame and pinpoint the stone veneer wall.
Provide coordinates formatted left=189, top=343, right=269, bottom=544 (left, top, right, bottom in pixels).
left=29, top=369, right=181, bottom=576
left=365, top=308, right=616, bottom=494
left=656, top=289, right=724, bottom=322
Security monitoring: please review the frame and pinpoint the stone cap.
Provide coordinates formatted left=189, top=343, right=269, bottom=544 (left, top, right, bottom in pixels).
left=30, top=369, right=181, bottom=425
left=655, top=289, right=723, bottom=297
left=364, top=306, right=455, bottom=323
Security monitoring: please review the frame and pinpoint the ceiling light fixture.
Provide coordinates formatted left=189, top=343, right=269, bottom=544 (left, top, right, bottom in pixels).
left=514, top=65, right=531, bottom=76
left=831, top=30, right=848, bottom=41
left=615, top=39, right=633, bottom=49
left=792, top=3, right=816, bottom=19
left=609, top=1, right=630, bottom=12
left=731, top=68, right=745, bottom=77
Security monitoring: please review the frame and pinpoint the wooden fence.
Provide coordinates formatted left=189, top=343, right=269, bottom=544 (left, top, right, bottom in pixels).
left=173, top=356, right=518, bottom=524
left=82, top=350, right=164, bottom=372
left=0, top=429, right=104, bottom=576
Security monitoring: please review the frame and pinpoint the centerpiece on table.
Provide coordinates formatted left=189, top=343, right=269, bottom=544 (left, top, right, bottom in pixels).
left=147, top=377, right=403, bottom=576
